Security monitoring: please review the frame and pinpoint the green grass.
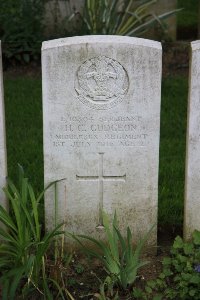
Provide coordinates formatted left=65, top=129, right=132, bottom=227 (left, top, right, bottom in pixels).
left=159, top=77, right=188, bottom=226
left=3, top=76, right=188, bottom=226
left=4, top=78, right=43, bottom=193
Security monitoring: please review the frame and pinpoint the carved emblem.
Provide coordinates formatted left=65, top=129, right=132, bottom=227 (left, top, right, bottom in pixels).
left=75, top=56, right=129, bottom=110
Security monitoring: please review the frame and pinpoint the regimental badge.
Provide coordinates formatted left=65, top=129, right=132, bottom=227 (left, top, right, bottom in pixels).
left=75, top=56, right=129, bottom=110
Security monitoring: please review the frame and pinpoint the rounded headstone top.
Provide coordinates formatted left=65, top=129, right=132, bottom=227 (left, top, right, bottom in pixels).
left=191, top=40, right=200, bottom=51
left=42, top=35, right=161, bottom=51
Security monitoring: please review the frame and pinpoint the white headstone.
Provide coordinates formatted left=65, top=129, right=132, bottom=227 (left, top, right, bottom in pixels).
left=0, top=41, right=7, bottom=209
left=42, top=36, right=162, bottom=248
left=184, top=41, right=200, bottom=240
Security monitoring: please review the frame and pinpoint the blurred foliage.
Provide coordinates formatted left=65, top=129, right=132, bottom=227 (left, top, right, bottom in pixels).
left=0, top=0, right=198, bottom=65
left=0, top=0, right=46, bottom=64
left=66, top=0, right=180, bottom=37
left=177, top=0, right=198, bottom=39
left=177, top=0, right=198, bottom=28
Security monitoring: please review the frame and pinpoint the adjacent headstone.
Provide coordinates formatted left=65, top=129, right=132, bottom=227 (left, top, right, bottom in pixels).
left=0, top=41, right=7, bottom=209
left=42, top=36, right=162, bottom=248
left=184, top=41, right=200, bottom=240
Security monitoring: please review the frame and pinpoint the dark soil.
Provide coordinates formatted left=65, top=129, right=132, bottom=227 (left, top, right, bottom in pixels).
left=3, top=60, right=41, bottom=79
left=65, top=224, right=182, bottom=299
left=162, top=41, right=189, bottom=78
left=66, top=252, right=164, bottom=299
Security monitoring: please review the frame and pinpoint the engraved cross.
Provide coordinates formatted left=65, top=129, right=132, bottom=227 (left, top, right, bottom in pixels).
left=76, top=153, right=126, bottom=228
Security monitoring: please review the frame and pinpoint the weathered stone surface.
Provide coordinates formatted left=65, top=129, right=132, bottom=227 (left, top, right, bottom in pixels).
left=42, top=36, right=162, bottom=248
left=184, top=41, right=200, bottom=240
left=0, top=41, right=7, bottom=209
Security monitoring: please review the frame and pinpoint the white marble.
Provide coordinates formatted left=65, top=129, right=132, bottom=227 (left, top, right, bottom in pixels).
left=0, top=41, right=7, bottom=209
left=42, top=36, right=162, bottom=249
left=184, top=41, right=200, bottom=240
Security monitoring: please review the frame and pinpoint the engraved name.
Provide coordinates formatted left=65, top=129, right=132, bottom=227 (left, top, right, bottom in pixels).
left=51, top=115, right=148, bottom=148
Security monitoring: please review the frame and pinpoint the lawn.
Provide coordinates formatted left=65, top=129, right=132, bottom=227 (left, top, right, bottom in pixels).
left=3, top=75, right=188, bottom=227
left=159, top=77, right=187, bottom=226
left=4, top=78, right=43, bottom=193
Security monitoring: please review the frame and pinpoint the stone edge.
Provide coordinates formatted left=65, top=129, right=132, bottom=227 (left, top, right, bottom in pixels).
left=183, top=40, right=197, bottom=240
left=42, top=35, right=162, bottom=51
left=0, top=40, right=7, bottom=167
left=191, top=40, right=200, bottom=51
left=0, top=40, right=8, bottom=210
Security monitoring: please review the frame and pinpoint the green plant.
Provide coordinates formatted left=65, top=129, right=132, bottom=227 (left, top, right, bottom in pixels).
left=139, top=231, right=200, bottom=299
left=0, top=0, right=46, bottom=63
left=0, top=165, right=73, bottom=299
left=94, top=276, right=119, bottom=299
left=71, top=211, right=153, bottom=290
left=133, top=286, right=162, bottom=300
left=74, top=263, right=85, bottom=274
left=67, top=0, right=181, bottom=36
